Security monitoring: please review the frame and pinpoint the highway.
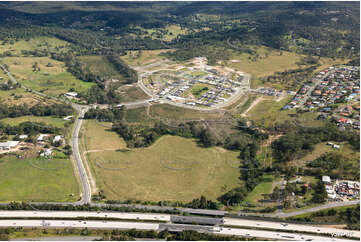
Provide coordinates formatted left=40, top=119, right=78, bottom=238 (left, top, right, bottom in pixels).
left=0, top=219, right=159, bottom=230
left=213, top=227, right=354, bottom=242
left=0, top=211, right=170, bottom=222
left=0, top=58, right=359, bottom=241
left=224, top=217, right=360, bottom=239
left=0, top=210, right=358, bottom=239
left=0, top=219, right=355, bottom=241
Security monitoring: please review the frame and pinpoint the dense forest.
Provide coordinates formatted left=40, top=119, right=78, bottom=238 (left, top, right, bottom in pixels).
left=0, top=2, right=358, bottom=59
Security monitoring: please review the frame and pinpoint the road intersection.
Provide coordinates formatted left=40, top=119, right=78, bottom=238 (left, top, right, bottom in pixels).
left=0, top=61, right=359, bottom=241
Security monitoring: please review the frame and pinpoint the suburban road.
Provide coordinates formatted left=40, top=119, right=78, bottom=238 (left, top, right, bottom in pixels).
left=0, top=60, right=359, bottom=240
left=71, top=105, right=92, bottom=205
left=298, top=69, right=335, bottom=106
left=0, top=219, right=355, bottom=241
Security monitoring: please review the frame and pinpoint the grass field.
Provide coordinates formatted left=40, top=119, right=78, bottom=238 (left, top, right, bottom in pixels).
left=292, top=142, right=332, bottom=166
left=247, top=96, right=328, bottom=129
left=247, top=96, right=295, bottom=126
left=228, top=46, right=302, bottom=88
left=117, top=85, right=149, bottom=102
left=124, top=106, right=149, bottom=123
left=227, top=45, right=347, bottom=89
left=0, top=37, right=69, bottom=56
left=0, top=156, right=79, bottom=202
left=84, top=120, right=126, bottom=151
left=79, top=55, right=126, bottom=82
left=162, top=25, right=189, bottom=41
left=133, top=25, right=188, bottom=41
left=238, top=94, right=259, bottom=115
left=289, top=205, right=358, bottom=224
left=0, top=69, right=8, bottom=82
left=0, top=88, right=55, bottom=106
left=1, top=116, right=70, bottom=128
left=190, top=84, right=210, bottom=98
left=149, top=104, right=223, bottom=121
left=244, top=174, right=275, bottom=205
left=87, top=135, right=241, bottom=202
left=2, top=57, right=94, bottom=96
left=121, top=49, right=172, bottom=66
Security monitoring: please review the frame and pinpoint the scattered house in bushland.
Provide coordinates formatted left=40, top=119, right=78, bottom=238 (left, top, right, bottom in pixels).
left=53, top=135, right=63, bottom=144
left=0, top=141, right=19, bottom=150
left=65, top=92, right=78, bottom=98
left=322, top=176, right=332, bottom=184
left=37, top=134, right=49, bottom=143
left=19, top=134, right=28, bottom=139
left=40, top=148, right=52, bottom=158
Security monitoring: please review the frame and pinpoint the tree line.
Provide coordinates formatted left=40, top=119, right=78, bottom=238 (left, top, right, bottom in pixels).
left=100, top=228, right=250, bottom=241
left=106, top=54, right=138, bottom=84
left=0, top=103, right=74, bottom=119
left=0, top=121, right=61, bottom=136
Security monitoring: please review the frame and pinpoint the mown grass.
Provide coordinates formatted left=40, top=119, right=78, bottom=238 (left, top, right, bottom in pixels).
left=0, top=156, right=79, bottom=202
left=2, top=57, right=94, bottom=96
left=190, top=83, right=211, bottom=98
left=87, top=135, right=241, bottom=202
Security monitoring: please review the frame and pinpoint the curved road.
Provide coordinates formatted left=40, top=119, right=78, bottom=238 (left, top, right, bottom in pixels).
left=0, top=60, right=359, bottom=223
left=71, top=105, right=92, bottom=204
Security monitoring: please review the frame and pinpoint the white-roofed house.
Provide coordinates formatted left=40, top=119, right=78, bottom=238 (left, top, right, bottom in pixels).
left=19, top=134, right=28, bottom=139
left=37, top=134, right=49, bottom=143
left=322, top=176, right=332, bottom=184
left=0, top=141, right=19, bottom=150
left=52, top=135, right=63, bottom=145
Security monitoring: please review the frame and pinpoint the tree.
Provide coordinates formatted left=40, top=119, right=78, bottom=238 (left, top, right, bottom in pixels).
left=271, top=187, right=280, bottom=200
left=218, top=187, right=247, bottom=205
left=199, top=128, right=216, bottom=147
left=311, top=180, right=327, bottom=204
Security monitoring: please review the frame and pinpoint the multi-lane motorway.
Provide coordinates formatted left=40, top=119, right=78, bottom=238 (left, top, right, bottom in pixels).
left=0, top=60, right=359, bottom=241
left=0, top=211, right=358, bottom=240
left=0, top=219, right=355, bottom=241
